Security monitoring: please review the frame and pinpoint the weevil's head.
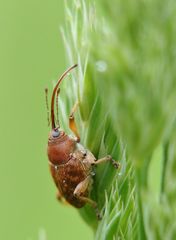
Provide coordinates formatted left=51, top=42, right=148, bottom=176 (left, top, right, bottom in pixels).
left=47, top=64, right=78, bottom=165
left=47, top=64, right=78, bottom=142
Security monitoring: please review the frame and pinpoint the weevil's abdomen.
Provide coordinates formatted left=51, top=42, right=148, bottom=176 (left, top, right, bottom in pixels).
left=50, top=156, right=89, bottom=208
left=47, top=132, right=76, bottom=165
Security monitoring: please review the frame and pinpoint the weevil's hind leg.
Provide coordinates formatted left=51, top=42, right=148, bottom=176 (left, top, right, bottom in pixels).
left=56, top=191, right=69, bottom=206
left=69, top=101, right=80, bottom=142
left=78, top=196, right=102, bottom=220
left=93, top=155, right=120, bottom=169
left=74, top=176, right=102, bottom=220
left=56, top=191, right=63, bottom=202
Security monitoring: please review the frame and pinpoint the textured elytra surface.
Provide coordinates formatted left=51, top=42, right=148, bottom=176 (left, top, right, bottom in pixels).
left=50, top=157, right=88, bottom=208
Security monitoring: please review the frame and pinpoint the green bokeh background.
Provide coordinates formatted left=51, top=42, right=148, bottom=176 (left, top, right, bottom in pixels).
left=0, top=1, right=92, bottom=239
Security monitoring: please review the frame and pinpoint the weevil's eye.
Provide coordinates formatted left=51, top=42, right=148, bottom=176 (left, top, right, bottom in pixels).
left=52, top=129, right=60, bottom=138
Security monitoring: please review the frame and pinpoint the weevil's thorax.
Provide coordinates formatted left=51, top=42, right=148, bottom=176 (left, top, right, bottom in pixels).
left=47, top=130, right=76, bottom=165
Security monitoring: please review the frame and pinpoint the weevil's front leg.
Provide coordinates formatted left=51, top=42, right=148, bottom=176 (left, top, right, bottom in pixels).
left=93, top=155, right=120, bottom=169
left=69, top=101, right=80, bottom=142
left=74, top=176, right=101, bottom=220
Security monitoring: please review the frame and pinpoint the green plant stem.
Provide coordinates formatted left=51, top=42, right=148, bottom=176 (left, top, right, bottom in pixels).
left=135, top=166, right=147, bottom=240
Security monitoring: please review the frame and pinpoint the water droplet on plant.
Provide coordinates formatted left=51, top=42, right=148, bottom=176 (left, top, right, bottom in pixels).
left=96, top=60, right=107, bottom=72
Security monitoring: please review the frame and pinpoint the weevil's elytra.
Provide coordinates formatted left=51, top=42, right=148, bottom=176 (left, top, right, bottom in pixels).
left=46, top=64, right=119, bottom=218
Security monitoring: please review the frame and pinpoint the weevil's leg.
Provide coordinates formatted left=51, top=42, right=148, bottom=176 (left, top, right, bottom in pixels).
left=56, top=191, right=63, bottom=202
left=93, top=155, right=120, bottom=169
left=56, top=191, right=69, bottom=205
left=69, top=101, right=80, bottom=142
left=74, top=176, right=102, bottom=220
left=78, top=196, right=102, bottom=220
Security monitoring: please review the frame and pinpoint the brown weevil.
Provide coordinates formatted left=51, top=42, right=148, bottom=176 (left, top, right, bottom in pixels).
left=46, top=64, right=119, bottom=219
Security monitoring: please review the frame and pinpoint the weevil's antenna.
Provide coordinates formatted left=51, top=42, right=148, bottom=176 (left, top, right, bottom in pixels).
left=45, top=88, right=50, bottom=126
left=51, top=64, right=78, bottom=129
left=56, top=88, right=60, bottom=127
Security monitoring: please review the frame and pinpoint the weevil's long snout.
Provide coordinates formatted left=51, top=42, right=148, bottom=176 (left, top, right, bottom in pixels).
left=50, top=64, right=78, bottom=130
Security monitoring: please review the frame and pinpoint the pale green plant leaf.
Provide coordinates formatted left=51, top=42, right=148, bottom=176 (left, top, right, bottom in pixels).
left=56, top=0, right=176, bottom=238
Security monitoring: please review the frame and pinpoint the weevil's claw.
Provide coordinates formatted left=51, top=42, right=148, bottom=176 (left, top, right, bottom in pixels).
left=111, top=160, right=120, bottom=169
left=106, top=155, right=112, bottom=161
left=95, top=208, right=102, bottom=221
left=56, top=193, right=69, bottom=206
left=56, top=192, right=62, bottom=202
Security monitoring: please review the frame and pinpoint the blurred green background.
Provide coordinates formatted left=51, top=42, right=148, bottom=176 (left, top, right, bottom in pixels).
left=0, top=1, right=92, bottom=239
